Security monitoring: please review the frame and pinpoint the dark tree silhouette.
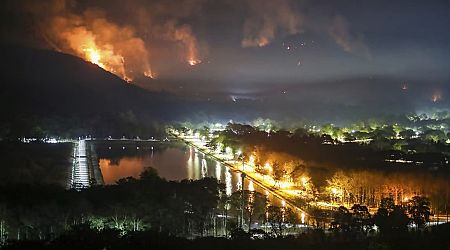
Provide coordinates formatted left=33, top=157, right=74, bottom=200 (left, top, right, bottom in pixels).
left=408, top=196, right=431, bottom=230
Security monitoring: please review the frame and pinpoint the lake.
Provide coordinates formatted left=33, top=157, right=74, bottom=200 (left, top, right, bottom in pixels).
left=93, top=140, right=284, bottom=205
left=91, top=140, right=450, bottom=218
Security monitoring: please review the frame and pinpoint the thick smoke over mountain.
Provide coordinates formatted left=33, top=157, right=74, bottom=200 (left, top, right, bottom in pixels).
left=49, top=9, right=152, bottom=80
left=4, top=0, right=368, bottom=74
left=8, top=0, right=205, bottom=80
left=1, top=0, right=448, bottom=117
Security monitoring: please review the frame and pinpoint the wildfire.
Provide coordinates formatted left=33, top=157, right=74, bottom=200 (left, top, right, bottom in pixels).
left=84, top=48, right=103, bottom=67
left=123, top=75, right=133, bottom=83
left=50, top=12, right=153, bottom=84
left=81, top=45, right=130, bottom=82
left=432, top=92, right=442, bottom=103
left=188, top=59, right=201, bottom=66
left=241, top=37, right=270, bottom=48
left=257, top=37, right=270, bottom=47
left=47, top=10, right=206, bottom=81
left=144, top=70, right=154, bottom=79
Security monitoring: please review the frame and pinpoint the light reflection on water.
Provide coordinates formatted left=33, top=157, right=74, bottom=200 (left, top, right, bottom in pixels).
left=97, top=142, right=280, bottom=204
left=225, top=168, right=232, bottom=196
left=215, top=162, right=221, bottom=181
left=96, top=141, right=450, bottom=211
left=201, top=158, right=208, bottom=178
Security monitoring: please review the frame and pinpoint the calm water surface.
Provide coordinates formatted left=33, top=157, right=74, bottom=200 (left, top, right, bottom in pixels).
left=94, top=141, right=281, bottom=204
left=93, top=140, right=450, bottom=213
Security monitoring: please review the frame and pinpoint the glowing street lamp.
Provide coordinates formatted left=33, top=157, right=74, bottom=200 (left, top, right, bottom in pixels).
left=249, top=155, right=255, bottom=165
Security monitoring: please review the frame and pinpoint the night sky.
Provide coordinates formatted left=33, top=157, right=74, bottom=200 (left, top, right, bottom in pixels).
left=1, top=0, right=450, bottom=120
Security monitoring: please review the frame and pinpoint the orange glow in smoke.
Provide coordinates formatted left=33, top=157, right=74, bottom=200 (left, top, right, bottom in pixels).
left=432, top=92, right=442, bottom=103
left=188, top=59, right=201, bottom=66
left=84, top=48, right=103, bottom=67
left=144, top=70, right=154, bottom=79
left=52, top=13, right=153, bottom=83
left=80, top=44, right=129, bottom=81
left=257, top=37, right=270, bottom=47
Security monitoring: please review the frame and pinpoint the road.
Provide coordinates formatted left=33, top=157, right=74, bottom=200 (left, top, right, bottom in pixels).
left=177, top=135, right=312, bottom=224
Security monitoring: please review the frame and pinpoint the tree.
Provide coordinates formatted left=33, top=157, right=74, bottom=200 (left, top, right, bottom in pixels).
left=229, top=190, right=267, bottom=232
left=244, top=191, right=267, bottom=232
left=350, top=204, right=372, bottom=233
left=321, top=124, right=334, bottom=136
left=380, top=197, right=395, bottom=210
left=407, top=196, right=431, bottom=230
left=199, top=126, right=210, bottom=140
left=399, top=129, right=415, bottom=140
left=293, top=128, right=309, bottom=138
left=374, top=198, right=410, bottom=235
left=326, top=171, right=353, bottom=205
left=272, top=161, right=285, bottom=187
left=266, top=205, right=295, bottom=237
left=422, top=130, right=447, bottom=143
left=331, top=206, right=352, bottom=232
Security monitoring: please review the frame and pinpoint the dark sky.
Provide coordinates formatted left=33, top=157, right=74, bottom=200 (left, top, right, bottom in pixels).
left=1, top=0, right=450, bottom=120
left=181, top=0, right=450, bottom=92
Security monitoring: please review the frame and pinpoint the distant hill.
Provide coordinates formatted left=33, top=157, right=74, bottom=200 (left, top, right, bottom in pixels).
left=0, top=46, right=182, bottom=138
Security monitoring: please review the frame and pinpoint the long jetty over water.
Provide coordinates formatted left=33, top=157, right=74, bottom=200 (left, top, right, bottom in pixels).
left=69, top=138, right=166, bottom=189
left=70, top=139, right=104, bottom=189
left=70, top=139, right=90, bottom=188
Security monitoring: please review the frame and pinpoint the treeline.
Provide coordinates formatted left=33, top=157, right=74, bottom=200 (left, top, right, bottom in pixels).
left=0, top=168, right=449, bottom=249
left=2, top=223, right=450, bottom=250
left=208, top=123, right=449, bottom=170
left=0, top=113, right=167, bottom=141
left=0, top=168, right=301, bottom=244
left=0, top=168, right=223, bottom=242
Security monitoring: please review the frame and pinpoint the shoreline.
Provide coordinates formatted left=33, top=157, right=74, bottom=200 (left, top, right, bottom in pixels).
left=176, top=135, right=311, bottom=221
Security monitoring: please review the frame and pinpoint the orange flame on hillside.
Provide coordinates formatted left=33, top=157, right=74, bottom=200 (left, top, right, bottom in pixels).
left=49, top=13, right=154, bottom=83
left=84, top=48, right=102, bottom=67
left=166, top=21, right=202, bottom=66
left=144, top=70, right=155, bottom=79
left=79, top=44, right=131, bottom=81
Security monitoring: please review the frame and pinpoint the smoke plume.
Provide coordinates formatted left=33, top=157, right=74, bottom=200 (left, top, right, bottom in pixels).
left=15, top=0, right=205, bottom=81
left=48, top=10, right=152, bottom=81
left=157, top=20, right=202, bottom=66
left=241, top=0, right=303, bottom=48
left=329, top=15, right=371, bottom=59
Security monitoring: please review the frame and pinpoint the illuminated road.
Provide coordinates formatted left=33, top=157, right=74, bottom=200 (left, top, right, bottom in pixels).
left=176, top=135, right=310, bottom=224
